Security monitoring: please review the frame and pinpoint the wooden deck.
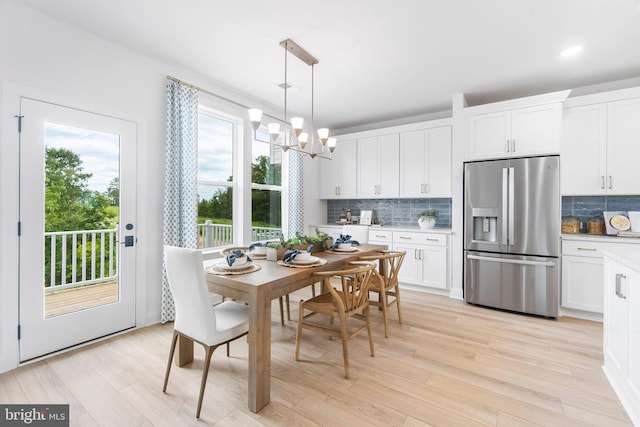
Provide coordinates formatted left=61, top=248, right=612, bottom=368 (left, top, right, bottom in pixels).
left=45, top=281, right=119, bottom=318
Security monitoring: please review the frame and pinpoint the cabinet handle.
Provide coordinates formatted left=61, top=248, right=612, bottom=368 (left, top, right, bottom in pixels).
left=418, top=249, right=423, bottom=260
left=375, top=234, right=386, bottom=238
left=512, top=139, right=516, bottom=152
left=420, top=183, right=424, bottom=193
left=615, top=273, right=627, bottom=299
left=577, top=247, right=597, bottom=251
left=426, top=238, right=439, bottom=242
left=506, top=140, right=510, bottom=153
left=424, top=183, right=428, bottom=193
left=399, top=236, right=411, bottom=240
left=609, top=175, right=612, bottom=190
left=414, top=249, right=419, bottom=259
left=601, top=176, right=605, bottom=190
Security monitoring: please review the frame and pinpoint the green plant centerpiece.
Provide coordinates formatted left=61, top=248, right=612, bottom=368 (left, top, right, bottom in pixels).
left=418, top=209, right=438, bottom=230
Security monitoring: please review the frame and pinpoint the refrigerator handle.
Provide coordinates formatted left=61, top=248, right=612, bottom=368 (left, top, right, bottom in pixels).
left=501, top=168, right=508, bottom=246
left=508, top=167, right=515, bottom=245
left=467, top=254, right=556, bottom=267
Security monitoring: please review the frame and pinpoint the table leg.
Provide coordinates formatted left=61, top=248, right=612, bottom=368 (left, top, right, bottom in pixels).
left=248, top=286, right=271, bottom=413
left=176, top=335, right=194, bottom=367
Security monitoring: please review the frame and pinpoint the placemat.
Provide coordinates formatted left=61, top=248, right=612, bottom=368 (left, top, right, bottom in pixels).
left=206, top=263, right=262, bottom=275
left=277, top=258, right=328, bottom=268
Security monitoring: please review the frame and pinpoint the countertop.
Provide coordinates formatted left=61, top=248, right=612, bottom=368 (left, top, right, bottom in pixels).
left=311, top=224, right=453, bottom=234
left=601, top=249, right=640, bottom=272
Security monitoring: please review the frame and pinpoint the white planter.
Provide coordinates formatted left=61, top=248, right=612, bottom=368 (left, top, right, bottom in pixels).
left=418, top=216, right=436, bottom=230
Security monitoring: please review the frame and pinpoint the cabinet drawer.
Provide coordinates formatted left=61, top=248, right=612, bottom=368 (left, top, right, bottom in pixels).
left=562, top=240, right=640, bottom=258
left=368, top=229, right=393, bottom=243
left=394, top=232, right=446, bottom=246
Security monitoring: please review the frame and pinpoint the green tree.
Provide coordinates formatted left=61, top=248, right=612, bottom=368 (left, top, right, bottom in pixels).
left=106, top=177, right=119, bottom=206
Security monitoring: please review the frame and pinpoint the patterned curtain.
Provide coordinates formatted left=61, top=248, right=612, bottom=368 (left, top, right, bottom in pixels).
left=288, top=147, right=304, bottom=237
left=161, top=80, right=199, bottom=323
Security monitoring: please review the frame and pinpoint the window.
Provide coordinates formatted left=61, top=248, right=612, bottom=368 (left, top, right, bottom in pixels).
left=251, top=129, right=283, bottom=241
left=197, top=109, right=234, bottom=248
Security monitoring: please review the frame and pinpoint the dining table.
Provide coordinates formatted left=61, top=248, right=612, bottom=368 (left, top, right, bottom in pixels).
left=175, top=243, right=387, bottom=413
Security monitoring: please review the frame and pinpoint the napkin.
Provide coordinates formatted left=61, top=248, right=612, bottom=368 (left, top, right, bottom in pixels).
left=282, top=249, right=301, bottom=264
left=332, top=234, right=359, bottom=250
left=225, top=249, right=251, bottom=267
left=249, top=242, right=268, bottom=251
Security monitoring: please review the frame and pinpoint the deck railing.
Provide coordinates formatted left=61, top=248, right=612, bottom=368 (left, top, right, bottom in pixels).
left=198, top=221, right=281, bottom=248
left=44, top=227, right=119, bottom=293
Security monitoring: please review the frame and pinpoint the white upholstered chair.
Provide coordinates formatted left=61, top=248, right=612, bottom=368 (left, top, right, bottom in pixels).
left=163, top=246, right=249, bottom=419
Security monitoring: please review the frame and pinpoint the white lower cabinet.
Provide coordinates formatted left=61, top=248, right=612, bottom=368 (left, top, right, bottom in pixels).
left=561, top=238, right=640, bottom=316
left=602, top=252, right=640, bottom=426
left=368, top=229, right=450, bottom=291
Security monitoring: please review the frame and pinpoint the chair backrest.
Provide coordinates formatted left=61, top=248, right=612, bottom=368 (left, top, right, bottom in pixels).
left=313, top=261, right=376, bottom=315
left=359, top=250, right=406, bottom=290
left=164, top=246, right=217, bottom=343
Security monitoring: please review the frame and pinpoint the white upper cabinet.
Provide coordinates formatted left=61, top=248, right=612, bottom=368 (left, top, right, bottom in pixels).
left=466, top=103, right=562, bottom=160
left=357, top=133, right=399, bottom=198
left=399, top=126, right=452, bottom=198
left=319, top=138, right=357, bottom=199
left=562, top=97, right=640, bottom=195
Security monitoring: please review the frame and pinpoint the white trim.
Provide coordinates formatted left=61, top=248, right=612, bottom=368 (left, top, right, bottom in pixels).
left=335, top=117, right=453, bottom=141
left=564, top=85, right=640, bottom=108
left=461, top=90, right=571, bottom=116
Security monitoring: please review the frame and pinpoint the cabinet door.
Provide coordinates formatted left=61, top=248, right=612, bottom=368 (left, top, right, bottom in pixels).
left=427, top=126, right=452, bottom=197
left=393, top=243, right=422, bottom=285
left=466, top=111, right=510, bottom=160
left=607, top=98, right=640, bottom=195
left=320, top=138, right=357, bottom=199
left=357, top=136, right=379, bottom=198
left=604, top=259, right=629, bottom=377
left=628, top=269, right=640, bottom=405
left=510, top=103, right=562, bottom=156
left=561, top=104, right=607, bottom=195
left=420, top=245, right=447, bottom=289
left=399, top=130, right=426, bottom=197
left=377, top=133, right=399, bottom=198
left=561, top=255, right=604, bottom=313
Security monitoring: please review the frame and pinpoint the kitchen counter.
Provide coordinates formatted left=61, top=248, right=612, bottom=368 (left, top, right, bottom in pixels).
left=562, top=233, right=640, bottom=244
left=311, top=224, right=452, bottom=234
left=602, top=249, right=640, bottom=272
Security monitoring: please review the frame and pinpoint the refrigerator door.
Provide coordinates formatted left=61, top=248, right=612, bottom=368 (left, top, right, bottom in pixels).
left=464, top=159, right=509, bottom=253
left=508, top=156, right=560, bottom=257
left=465, top=251, right=559, bottom=317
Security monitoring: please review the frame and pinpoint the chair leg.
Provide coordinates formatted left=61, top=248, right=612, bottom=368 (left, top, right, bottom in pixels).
left=365, top=306, right=375, bottom=357
left=163, top=330, right=179, bottom=392
left=381, top=289, right=390, bottom=338
left=394, top=285, right=403, bottom=324
left=196, top=345, right=216, bottom=419
left=340, top=315, right=350, bottom=379
left=294, top=301, right=304, bottom=361
left=278, top=297, right=285, bottom=325
left=286, top=294, right=291, bottom=321
left=226, top=342, right=230, bottom=357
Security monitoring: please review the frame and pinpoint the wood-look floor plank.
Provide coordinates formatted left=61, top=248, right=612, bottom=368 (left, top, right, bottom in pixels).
left=0, top=289, right=632, bottom=426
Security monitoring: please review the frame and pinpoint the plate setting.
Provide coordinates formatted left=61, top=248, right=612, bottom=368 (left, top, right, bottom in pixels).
left=277, top=258, right=327, bottom=268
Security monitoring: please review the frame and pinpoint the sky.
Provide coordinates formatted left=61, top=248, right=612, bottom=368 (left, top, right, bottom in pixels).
left=44, top=122, right=119, bottom=193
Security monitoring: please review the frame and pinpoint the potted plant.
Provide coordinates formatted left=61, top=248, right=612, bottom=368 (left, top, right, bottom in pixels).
left=266, top=234, right=288, bottom=261
left=418, top=209, right=438, bottom=230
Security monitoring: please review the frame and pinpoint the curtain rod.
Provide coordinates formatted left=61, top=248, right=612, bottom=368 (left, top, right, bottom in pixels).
left=166, top=75, right=282, bottom=123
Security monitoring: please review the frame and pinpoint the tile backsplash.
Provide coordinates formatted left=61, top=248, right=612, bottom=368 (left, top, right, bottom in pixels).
left=327, top=198, right=452, bottom=228
left=562, top=195, right=640, bottom=224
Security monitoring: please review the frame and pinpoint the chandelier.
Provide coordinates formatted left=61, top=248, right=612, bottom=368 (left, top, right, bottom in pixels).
left=248, top=39, right=336, bottom=159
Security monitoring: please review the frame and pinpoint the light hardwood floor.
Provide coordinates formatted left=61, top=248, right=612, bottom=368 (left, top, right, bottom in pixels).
left=0, top=289, right=632, bottom=426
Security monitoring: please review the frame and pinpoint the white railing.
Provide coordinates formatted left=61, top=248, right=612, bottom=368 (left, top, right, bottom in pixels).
left=44, top=227, right=118, bottom=293
left=198, top=221, right=281, bottom=248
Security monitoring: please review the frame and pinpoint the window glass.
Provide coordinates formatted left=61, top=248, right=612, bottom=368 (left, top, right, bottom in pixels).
left=197, top=111, right=234, bottom=248
left=251, top=135, right=282, bottom=241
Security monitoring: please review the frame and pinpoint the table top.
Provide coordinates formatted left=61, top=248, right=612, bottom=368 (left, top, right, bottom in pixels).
left=205, top=244, right=386, bottom=299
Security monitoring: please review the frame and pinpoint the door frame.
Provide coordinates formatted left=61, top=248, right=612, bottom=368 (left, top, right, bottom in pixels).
left=0, top=81, right=147, bottom=372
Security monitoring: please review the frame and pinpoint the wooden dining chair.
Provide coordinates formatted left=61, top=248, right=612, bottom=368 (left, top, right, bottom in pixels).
left=163, top=246, right=249, bottom=418
left=295, top=261, right=377, bottom=379
left=358, top=250, right=406, bottom=338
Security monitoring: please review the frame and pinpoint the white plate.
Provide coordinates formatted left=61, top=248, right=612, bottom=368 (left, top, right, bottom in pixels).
left=217, top=261, right=253, bottom=271
left=334, top=246, right=357, bottom=252
left=610, top=214, right=631, bottom=231
left=292, top=256, right=319, bottom=265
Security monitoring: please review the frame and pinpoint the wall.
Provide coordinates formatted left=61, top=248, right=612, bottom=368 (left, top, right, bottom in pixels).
left=327, top=198, right=452, bottom=229
left=0, top=2, right=298, bottom=373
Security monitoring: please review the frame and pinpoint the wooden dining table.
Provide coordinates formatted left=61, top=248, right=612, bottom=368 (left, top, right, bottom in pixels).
left=175, top=243, right=386, bottom=413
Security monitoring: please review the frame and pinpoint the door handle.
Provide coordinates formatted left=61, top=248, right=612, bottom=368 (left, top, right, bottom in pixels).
left=508, top=167, right=515, bottom=245
left=502, top=168, right=508, bottom=246
left=467, top=254, right=556, bottom=267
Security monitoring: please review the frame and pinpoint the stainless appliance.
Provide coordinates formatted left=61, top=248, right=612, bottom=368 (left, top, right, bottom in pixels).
left=464, top=156, right=560, bottom=317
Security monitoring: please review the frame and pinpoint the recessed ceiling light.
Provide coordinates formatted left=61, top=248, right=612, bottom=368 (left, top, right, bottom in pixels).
left=561, top=45, right=583, bottom=57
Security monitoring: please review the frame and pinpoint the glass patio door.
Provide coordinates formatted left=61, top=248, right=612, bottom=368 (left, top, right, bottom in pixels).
left=18, top=97, right=137, bottom=361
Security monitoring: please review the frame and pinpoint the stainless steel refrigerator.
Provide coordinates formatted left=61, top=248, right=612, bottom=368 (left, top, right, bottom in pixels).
left=464, top=155, right=560, bottom=317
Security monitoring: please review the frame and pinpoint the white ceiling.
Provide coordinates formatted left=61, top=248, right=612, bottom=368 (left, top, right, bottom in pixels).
left=14, top=0, right=640, bottom=131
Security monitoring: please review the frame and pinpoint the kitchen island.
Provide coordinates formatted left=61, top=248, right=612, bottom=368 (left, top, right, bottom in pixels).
left=602, top=249, right=640, bottom=426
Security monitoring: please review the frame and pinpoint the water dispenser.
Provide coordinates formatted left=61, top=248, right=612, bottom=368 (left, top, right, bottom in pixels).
left=472, top=208, right=498, bottom=243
